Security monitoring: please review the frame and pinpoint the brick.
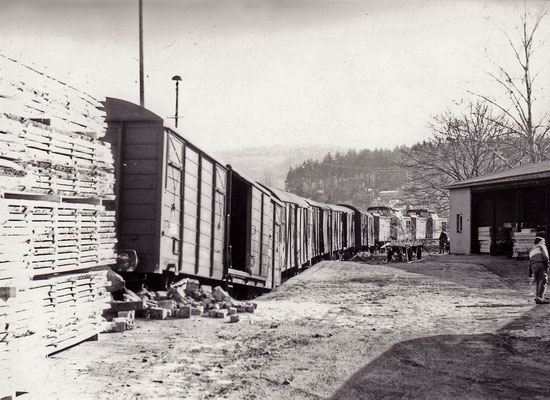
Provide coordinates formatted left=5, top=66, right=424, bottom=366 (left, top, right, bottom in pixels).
left=208, top=309, right=218, bottom=318
left=216, top=310, right=227, bottom=318
left=227, top=307, right=237, bottom=315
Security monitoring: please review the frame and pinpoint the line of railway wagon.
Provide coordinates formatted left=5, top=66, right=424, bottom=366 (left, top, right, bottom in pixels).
left=103, top=98, right=445, bottom=295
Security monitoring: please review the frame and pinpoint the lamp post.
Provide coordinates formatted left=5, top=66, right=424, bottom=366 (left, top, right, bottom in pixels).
left=139, top=0, right=144, bottom=107
left=172, top=75, right=182, bottom=128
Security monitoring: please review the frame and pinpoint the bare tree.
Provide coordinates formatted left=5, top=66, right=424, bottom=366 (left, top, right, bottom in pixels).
left=400, top=102, right=511, bottom=212
left=472, top=7, right=549, bottom=163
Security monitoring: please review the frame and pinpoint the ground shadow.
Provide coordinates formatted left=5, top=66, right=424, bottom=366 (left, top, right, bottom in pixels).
left=330, top=305, right=550, bottom=399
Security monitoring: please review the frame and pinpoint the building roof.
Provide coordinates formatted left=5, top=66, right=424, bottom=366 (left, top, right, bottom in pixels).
left=446, top=160, right=550, bottom=189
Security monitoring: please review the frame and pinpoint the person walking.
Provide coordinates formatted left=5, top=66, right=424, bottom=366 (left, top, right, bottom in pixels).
left=529, top=236, right=549, bottom=304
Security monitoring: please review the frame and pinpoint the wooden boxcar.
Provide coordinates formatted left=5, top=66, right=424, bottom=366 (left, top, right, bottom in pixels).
left=339, top=205, right=374, bottom=252
left=329, top=204, right=355, bottom=256
left=305, top=198, right=332, bottom=261
left=226, top=169, right=284, bottom=291
left=368, top=206, right=399, bottom=247
left=405, top=209, right=429, bottom=242
left=102, top=98, right=228, bottom=288
left=261, top=185, right=311, bottom=276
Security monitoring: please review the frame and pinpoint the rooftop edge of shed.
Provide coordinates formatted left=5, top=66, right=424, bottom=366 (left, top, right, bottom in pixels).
left=445, top=160, right=550, bottom=190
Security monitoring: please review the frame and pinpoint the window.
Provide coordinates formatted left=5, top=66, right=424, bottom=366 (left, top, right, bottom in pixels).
left=456, top=214, right=463, bottom=233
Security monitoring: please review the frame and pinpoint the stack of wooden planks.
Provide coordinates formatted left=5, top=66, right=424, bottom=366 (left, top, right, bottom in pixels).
left=0, top=54, right=116, bottom=396
left=512, top=229, right=537, bottom=259
left=478, top=227, right=492, bottom=254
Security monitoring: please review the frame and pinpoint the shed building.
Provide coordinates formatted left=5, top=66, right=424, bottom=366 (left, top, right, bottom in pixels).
left=447, top=161, right=550, bottom=256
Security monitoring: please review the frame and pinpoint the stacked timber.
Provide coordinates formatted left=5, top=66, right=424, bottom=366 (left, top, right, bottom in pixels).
left=478, top=227, right=492, bottom=254
left=0, top=54, right=116, bottom=396
left=512, top=229, right=537, bottom=259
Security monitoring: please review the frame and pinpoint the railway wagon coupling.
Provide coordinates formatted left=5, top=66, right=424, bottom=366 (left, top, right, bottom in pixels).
left=102, top=98, right=446, bottom=297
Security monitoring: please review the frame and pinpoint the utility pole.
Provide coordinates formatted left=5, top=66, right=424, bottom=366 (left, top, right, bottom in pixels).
left=139, top=0, right=144, bottom=107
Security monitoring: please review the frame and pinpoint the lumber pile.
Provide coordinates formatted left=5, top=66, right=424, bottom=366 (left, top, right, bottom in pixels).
left=512, top=229, right=537, bottom=259
left=0, top=55, right=116, bottom=397
left=478, top=227, right=492, bottom=254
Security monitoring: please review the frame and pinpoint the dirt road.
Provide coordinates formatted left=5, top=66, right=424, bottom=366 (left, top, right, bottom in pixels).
left=28, top=255, right=550, bottom=399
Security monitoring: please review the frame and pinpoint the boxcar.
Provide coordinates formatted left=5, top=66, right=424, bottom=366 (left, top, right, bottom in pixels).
left=260, top=185, right=311, bottom=276
left=405, top=209, right=429, bottom=242
left=329, top=204, right=355, bottom=256
left=226, top=168, right=284, bottom=291
left=339, top=205, right=374, bottom=252
left=367, top=206, right=397, bottom=247
left=103, top=98, right=228, bottom=288
left=305, top=198, right=332, bottom=261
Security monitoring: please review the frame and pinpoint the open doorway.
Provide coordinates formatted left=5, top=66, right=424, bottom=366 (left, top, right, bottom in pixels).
left=229, top=175, right=251, bottom=271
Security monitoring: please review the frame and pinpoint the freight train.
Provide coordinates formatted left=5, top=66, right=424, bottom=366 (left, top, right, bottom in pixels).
left=102, top=98, right=445, bottom=293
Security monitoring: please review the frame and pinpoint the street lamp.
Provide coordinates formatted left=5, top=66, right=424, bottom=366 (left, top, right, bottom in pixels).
left=172, top=75, right=182, bottom=128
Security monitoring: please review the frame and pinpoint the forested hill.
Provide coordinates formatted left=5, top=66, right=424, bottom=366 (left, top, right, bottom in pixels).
left=285, top=148, right=408, bottom=210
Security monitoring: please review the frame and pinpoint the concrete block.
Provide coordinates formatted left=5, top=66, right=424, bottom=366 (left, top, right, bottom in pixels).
left=117, top=310, right=135, bottom=321
left=227, top=307, right=237, bottom=315
left=157, top=300, right=177, bottom=310
left=155, top=291, right=169, bottom=301
left=167, top=286, right=187, bottom=304
left=149, top=308, right=168, bottom=320
left=176, top=306, right=191, bottom=318
left=181, top=279, right=200, bottom=294
left=244, top=305, right=254, bottom=313
left=191, top=306, right=203, bottom=315
left=229, top=315, right=240, bottom=323
left=216, top=310, right=227, bottom=318
left=113, top=321, right=126, bottom=332
left=208, top=309, right=218, bottom=318
left=236, top=305, right=246, bottom=313
left=213, top=286, right=230, bottom=302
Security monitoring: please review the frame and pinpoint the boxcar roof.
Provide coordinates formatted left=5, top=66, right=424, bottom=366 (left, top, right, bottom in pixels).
left=229, top=167, right=272, bottom=196
left=328, top=204, right=354, bottom=213
left=260, top=185, right=310, bottom=208
left=104, top=97, right=229, bottom=169
left=338, top=203, right=372, bottom=216
left=304, top=198, right=330, bottom=210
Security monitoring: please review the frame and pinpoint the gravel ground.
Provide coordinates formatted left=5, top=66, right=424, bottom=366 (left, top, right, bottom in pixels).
left=25, top=254, right=550, bottom=399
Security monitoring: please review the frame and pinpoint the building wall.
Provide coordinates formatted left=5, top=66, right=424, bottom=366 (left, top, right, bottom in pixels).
left=449, top=187, right=472, bottom=254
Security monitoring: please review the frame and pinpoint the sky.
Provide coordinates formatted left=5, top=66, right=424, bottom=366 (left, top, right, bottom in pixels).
left=1, top=0, right=550, bottom=152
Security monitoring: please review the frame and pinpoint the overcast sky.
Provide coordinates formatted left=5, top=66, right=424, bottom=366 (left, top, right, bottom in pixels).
left=2, top=0, right=550, bottom=152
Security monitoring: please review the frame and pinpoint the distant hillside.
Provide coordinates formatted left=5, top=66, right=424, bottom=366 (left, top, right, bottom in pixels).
left=215, top=144, right=348, bottom=189
left=285, top=148, right=409, bottom=209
